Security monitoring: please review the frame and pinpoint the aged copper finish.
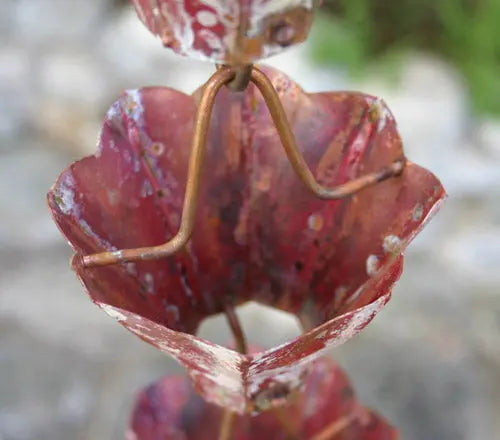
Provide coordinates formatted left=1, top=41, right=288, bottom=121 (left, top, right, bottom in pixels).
left=218, top=306, right=246, bottom=440
left=218, top=410, right=237, bottom=440
left=82, top=67, right=235, bottom=267
left=82, top=66, right=406, bottom=268
left=224, top=305, right=247, bottom=354
left=272, top=406, right=301, bottom=439
left=132, top=1, right=315, bottom=64
left=249, top=67, right=406, bottom=199
left=310, top=413, right=357, bottom=440
left=219, top=64, right=253, bottom=92
left=220, top=306, right=299, bottom=440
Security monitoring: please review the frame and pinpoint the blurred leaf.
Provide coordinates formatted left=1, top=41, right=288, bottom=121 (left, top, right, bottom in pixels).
left=310, top=14, right=366, bottom=73
left=315, top=0, right=500, bottom=116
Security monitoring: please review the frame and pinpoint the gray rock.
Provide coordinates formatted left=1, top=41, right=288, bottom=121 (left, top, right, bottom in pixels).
left=39, top=52, right=108, bottom=109
left=97, top=7, right=213, bottom=94
left=476, top=118, right=500, bottom=160
left=9, top=0, right=111, bottom=47
left=0, top=145, right=70, bottom=250
left=0, top=46, right=34, bottom=141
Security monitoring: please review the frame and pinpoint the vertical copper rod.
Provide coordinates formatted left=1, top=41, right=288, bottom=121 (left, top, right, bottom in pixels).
left=224, top=304, right=247, bottom=354
left=273, top=405, right=302, bottom=439
left=82, top=67, right=235, bottom=267
left=221, top=305, right=301, bottom=439
left=218, top=305, right=247, bottom=440
left=309, top=413, right=356, bottom=440
left=218, top=410, right=237, bottom=440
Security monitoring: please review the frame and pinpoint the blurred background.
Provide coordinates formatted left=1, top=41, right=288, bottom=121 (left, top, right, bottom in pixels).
left=1, top=0, right=499, bottom=439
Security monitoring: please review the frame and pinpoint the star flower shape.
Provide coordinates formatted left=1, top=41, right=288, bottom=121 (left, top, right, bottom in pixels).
left=48, top=66, right=445, bottom=413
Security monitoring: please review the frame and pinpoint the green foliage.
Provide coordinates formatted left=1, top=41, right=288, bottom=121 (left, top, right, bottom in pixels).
left=311, top=0, right=500, bottom=116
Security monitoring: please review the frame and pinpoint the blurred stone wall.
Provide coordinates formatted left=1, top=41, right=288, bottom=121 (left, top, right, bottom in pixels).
left=1, top=1, right=499, bottom=440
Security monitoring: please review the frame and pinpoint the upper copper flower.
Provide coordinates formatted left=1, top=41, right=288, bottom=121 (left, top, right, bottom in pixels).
left=131, top=0, right=316, bottom=63
left=48, top=66, right=445, bottom=414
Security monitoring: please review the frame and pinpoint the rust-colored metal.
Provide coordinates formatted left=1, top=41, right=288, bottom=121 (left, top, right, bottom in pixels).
left=131, top=0, right=315, bottom=64
left=224, top=305, right=248, bottom=354
left=82, top=66, right=406, bottom=268
left=249, top=67, right=406, bottom=199
left=221, top=306, right=299, bottom=439
left=219, top=64, right=253, bottom=92
left=219, top=306, right=246, bottom=440
left=82, top=67, right=235, bottom=267
left=272, top=405, right=301, bottom=439
left=310, top=413, right=357, bottom=440
left=218, top=410, right=237, bottom=440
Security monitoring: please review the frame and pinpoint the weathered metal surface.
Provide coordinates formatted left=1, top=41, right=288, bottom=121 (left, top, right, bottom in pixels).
left=131, top=0, right=315, bottom=63
left=48, top=65, right=445, bottom=413
left=127, top=357, right=398, bottom=439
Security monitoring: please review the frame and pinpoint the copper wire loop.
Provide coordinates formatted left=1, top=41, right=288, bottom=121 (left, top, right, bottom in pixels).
left=82, top=66, right=407, bottom=268
left=218, top=63, right=253, bottom=91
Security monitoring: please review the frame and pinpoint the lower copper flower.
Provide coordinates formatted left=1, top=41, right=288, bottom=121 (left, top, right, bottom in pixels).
left=48, top=65, right=445, bottom=413
left=127, top=357, right=398, bottom=440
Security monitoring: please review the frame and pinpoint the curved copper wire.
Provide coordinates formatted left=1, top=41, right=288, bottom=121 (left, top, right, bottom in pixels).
left=82, top=66, right=406, bottom=268
left=249, top=66, right=406, bottom=200
left=82, top=67, right=236, bottom=267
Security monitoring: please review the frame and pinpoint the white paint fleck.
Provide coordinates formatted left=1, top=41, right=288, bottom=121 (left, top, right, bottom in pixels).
left=106, top=100, right=121, bottom=122
left=366, top=254, right=380, bottom=276
left=79, top=219, right=106, bottom=244
left=123, top=89, right=144, bottom=122
left=315, top=329, right=328, bottom=340
left=163, top=300, right=180, bottom=323
left=307, top=213, right=323, bottom=231
left=122, top=148, right=132, bottom=163
left=383, top=235, right=403, bottom=254
left=196, top=10, right=218, bottom=27
left=413, top=203, right=424, bottom=221
left=198, top=28, right=224, bottom=52
left=107, top=189, right=119, bottom=206
left=370, top=98, right=391, bottom=133
left=199, top=0, right=239, bottom=28
left=143, top=272, right=155, bottom=294
left=162, top=3, right=197, bottom=59
left=250, top=291, right=389, bottom=398
left=56, top=173, right=78, bottom=216
left=248, top=0, right=313, bottom=38
left=179, top=265, right=195, bottom=301
left=141, top=180, right=154, bottom=198
left=100, top=304, right=127, bottom=322
left=125, top=262, right=137, bottom=276
left=133, top=157, right=141, bottom=173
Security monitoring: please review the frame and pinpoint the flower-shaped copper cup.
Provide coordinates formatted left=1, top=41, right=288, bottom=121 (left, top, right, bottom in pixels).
left=48, top=66, right=445, bottom=414
left=131, top=0, right=316, bottom=63
left=128, top=357, right=398, bottom=439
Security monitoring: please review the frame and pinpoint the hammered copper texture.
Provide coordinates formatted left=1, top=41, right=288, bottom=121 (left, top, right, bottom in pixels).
left=131, top=0, right=315, bottom=63
left=48, top=65, right=445, bottom=413
left=127, top=357, right=398, bottom=439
